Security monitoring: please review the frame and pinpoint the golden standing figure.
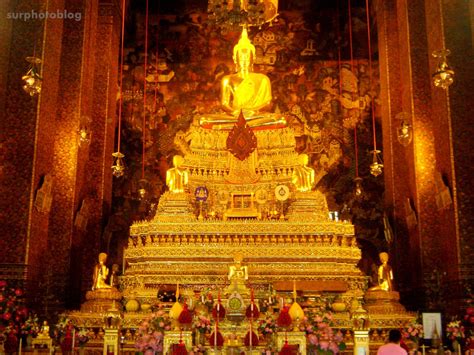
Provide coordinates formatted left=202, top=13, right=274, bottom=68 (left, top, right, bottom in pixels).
left=368, top=252, right=394, bottom=291
left=200, top=28, right=286, bottom=129
left=92, top=252, right=111, bottom=290
left=292, top=154, right=315, bottom=192
left=165, top=155, right=189, bottom=193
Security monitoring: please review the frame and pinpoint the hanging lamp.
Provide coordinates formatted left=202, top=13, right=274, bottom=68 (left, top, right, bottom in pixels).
left=365, top=0, right=383, bottom=177
left=112, top=0, right=127, bottom=178
left=138, top=0, right=150, bottom=199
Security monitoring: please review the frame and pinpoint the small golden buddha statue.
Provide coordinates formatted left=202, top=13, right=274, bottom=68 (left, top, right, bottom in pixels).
left=227, top=253, right=249, bottom=294
left=38, top=321, right=50, bottom=338
left=291, top=154, right=315, bottom=192
left=92, top=252, right=112, bottom=290
left=200, top=28, right=286, bottom=129
left=165, top=155, right=189, bottom=193
left=368, top=252, right=394, bottom=291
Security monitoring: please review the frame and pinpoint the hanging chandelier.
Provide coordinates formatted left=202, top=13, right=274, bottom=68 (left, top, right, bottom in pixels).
left=432, top=49, right=454, bottom=89
left=112, top=0, right=127, bottom=178
left=22, top=57, right=42, bottom=96
left=395, top=112, right=412, bottom=146
left=369, top=149, right=384, bottom=177
left=207, top=0, right=279, bottom=29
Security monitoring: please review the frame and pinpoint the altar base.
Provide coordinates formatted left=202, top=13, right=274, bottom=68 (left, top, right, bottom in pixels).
left=81, top=288, right=122, bottom=313
left=276, top=331, right=307, bottom=355
left=163, top=331, right=192, bottom=355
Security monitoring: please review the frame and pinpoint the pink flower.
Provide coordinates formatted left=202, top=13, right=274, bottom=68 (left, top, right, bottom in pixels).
left=308, top=334, right=319, bottom=345
left=319, top=340, right=330, bottom=350
left=329, top=341, right=340, bottom=353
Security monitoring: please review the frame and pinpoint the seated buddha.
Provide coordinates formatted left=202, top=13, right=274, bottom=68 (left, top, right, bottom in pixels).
left=200, top=28, right=286, bottom=130
left=292, top=153, right=315, bottom=192
left=166, top=155, right=189, bottom=193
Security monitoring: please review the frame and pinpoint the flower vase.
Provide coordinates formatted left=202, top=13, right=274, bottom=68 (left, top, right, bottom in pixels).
left=452, top=339, right=461, bottom=354
left=265, top=333, right=275, bottom=347
left=406, top=340, right=419, bottom=354
left=197, top=331, right=207, bottom=346
left=26, top=334, right=33, bottom=349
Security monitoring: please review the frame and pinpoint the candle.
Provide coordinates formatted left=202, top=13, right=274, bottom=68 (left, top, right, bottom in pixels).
left=457, top=342, right=461, bottom=355
left=214, top=322, right=217, bottom=354
left=18, top=337, right=22, bottom=355
left=249, top=320, right=253, bottom=350
left=72, top=328, right=76, bottom=352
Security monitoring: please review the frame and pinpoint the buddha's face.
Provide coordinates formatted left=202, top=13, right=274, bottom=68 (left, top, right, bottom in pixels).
left=299, top=154, right=309, bottom=165
left=99, top=253, right=107, bottom=263
left=236, top=49, right=252, bottom=72
left=173, top=155, right=184, bottom=168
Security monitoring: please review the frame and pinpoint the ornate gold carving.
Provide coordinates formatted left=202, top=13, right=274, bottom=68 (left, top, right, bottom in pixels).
left=226, top=110, right=258, bottom=161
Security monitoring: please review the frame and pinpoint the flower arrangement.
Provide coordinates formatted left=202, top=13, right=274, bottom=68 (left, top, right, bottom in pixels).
left=258, top=316, right=277, bottom=336
left=54, top=316, right=75, bottom=351
left=76, top=328, right=89, bottom=348
left=189, top=344, right=206, bottom=354
left=446, top=320, right=466, bottom=343
left=200, top=290, right=214, bottom=312
left=401, top=321, right=424, bottom=344
left=54, top=316, right=74, bottom=339
left=135, top=309, right=172, bottom=354
left=20, top=314, right=39, bottom=337
left=193, top=315, right=211, bottom=334
left=301, top=311, right=345, bottom=354
left=0, top=280, right=30, bottom=351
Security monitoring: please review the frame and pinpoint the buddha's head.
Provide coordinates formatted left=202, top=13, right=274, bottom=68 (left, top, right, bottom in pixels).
left=299, top=153, right=309, bottom=166
left=379, top=252, right=389, bottom=263
left=233, top=253, right=243, bottom=264
left=233, top=28, right=256, bottom=74
left=99, top=252, right=107, bottom=264
left=173, top=155, right=184, bottom=168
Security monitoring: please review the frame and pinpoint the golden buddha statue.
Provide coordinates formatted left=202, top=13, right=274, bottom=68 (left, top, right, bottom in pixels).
left=200, top=28, right=286, bottom=129
left=291, top=153, right=315, bottom=192
left=37, top=321, right=50, bottom=339
left=368, top=252, right=394, bottom=291
left=165, top=155, right=189, bottom=193
left=227, top=253, right=249, bottom=294
left=92, top=252, right=111, bottom=290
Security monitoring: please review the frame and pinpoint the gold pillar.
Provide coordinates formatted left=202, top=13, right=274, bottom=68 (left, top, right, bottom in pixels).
left=103, top=328, right=120, bottom=355
left=353, top=330, right=370, bottom=355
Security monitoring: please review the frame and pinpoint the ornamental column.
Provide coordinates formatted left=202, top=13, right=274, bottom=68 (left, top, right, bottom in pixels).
left=376, top=0, right=474, bottom=313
